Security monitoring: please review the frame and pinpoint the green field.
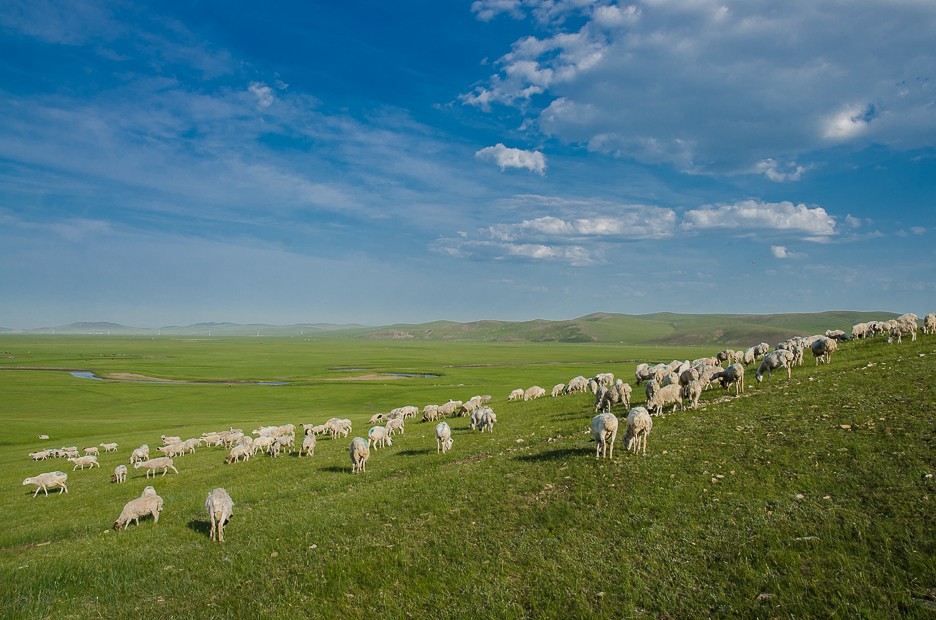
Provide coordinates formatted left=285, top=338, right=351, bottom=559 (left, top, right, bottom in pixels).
left=1, top=333, right=935, bottom=619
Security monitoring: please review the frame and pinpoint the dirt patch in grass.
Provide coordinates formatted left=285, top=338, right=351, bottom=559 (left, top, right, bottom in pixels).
left=107, top=372, right=177, bottom=382
left=321, top=374, right=406, bottom=381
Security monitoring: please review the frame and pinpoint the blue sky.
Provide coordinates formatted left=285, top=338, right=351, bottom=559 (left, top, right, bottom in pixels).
left=1, top=0, right=934, bottom=328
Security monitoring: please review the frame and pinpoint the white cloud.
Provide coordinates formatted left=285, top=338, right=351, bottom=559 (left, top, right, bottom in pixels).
left=487, top=210, right=676, bottom=241
left=911, top=226, right=926, bottom=235
left=771, top=245, right=807, bottom=259
left=755, top=159, right=812, bottom=182
left=823, top=104, right=873, bottom=140
left=249, top=82, right=275, bottom=108
left=683, top=200, right=836, bottom=237
left=845, top=214, right=862, bottom=228
left=475, top=143, right=547, bottom=175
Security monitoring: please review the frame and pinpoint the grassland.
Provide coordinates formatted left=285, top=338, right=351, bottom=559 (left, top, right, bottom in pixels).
left=1, top=333, right=934, bottom=619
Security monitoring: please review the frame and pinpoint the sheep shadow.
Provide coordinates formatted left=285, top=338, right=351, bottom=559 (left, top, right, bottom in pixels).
left=513, top=448, right=584, bottom=462
left=318, top=466, right=349, bottom=473
left=396, top=449, right=432, bottom=456
left=186, top=519, right=212, bottom=537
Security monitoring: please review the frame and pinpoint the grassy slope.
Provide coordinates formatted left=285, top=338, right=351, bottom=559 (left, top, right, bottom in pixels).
left=0, top=335, right=934, bottom=619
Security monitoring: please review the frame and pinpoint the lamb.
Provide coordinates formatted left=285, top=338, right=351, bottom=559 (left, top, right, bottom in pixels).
left=622, top=407, right=652, bottom=455
left=523, top=386, right=546, bottom=401
left=508, top=389, right=524, bottom=401
left=480, top=408, right=497, bottom=433
left=205, top=488, right=234, bottom=542
left=756, top=350, right=794, bottom=382
left=133, top=457, right=179, bottom=478
left=112, top=464, right=128, bottom=483
left=646, top=384, right=683, bottom=416
left=83, top=446, right=100, bottom=456
left=225, top=444, right=251, bottom=464
left=157, top=443, right=186, bottom=458
left=99, top=442, right=118, bottom=452
left=395, top=406, right=419, bottom=419
left=349, top=437, right=370, bottom=474
left=682, top=380, right=703, bottom=410
left=551, top=384, right=566, bottom=397
left=713, top=363, right=745, bottom=395
left=385, top=418, right=405, bottom=436
left=68, top=455, right=100, bottom=471
left=811, top=337, right=838, bottom=364
left=114, top=494, right=163, bottom=531
left=22, top=471, right=68, bottom=497
left=308, top=424, right=328, bottom=436
left=367, top=425, right=392, bottom=449
left=590, top=413, right=618, bottom=460
left=924, top=313, right=936, bottom=335
left=436, top=421, right=453, bottom=454
left=298, top=434, right=316, bottom=458
left=130, top=445, right=149, bottom=463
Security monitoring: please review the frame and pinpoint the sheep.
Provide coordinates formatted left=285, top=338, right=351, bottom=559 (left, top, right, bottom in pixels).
left=299, top=434, right=316, bottom=458
left=333, top=419, right=352, bottom=439
left=206, top=488, right=234, bottom=542
left=422, top=405, right=441, bottom=422
left=157, top=443, right=186, bottom=458
left=99, top=442, right=118, bottom=452
left=811, top=337, right=838, bottom=364
left=661, top=371, right=680, bottom=387
left=22, top=471, right=68, bottom=497
left=438, top=401, right=462, bottom=417
left=275, top=434, right=295, bottom=454
left=523, top=386, right=546, bottom=401
left=394, top=406, right=418, bottom=419
left=235, top=435, right=254, bottom=449
left=29, top=450, right=52, bottom=461
left=679, top=367, right=700, bottom=387
left=480, top=408, right=497, bottom=433
left=753, top=342, right=771, bottom=358
left=141, top=485, right=158, bottom=497
left=566, top=376, right=588, bottom=393
left=682, top=380, right=703, bottom=410
left=634, top=365, right=655, bottom=386
left=713, top=363, right=745, bottom=395
left=716, top=350, right=735, bottom=365
left=82, top=446, right=100, bottom=456
left=68, top=455, right=100, bottom=471
left=508, top=389, right=524, bottom=401
left=740, top=348, right=756, bottom=366
left=594, top=381, right=632, bottom=413
left=37, top=434, right=50, bottom=440
left=622, top=407, right=653, bottom=455
left=114, top=494, right=163, bottom=531
left=368, top=413, right=385, bottom=425
left=161, top=435, right=181, bottom=445
left=756, top=350, right=794, bottom=382
left=133, top=457, right=179, bottom=478
left=551, top=384, right=566, bottom=397
left=458, top=399, right=481, bottom=417
left=595, top=373, right=615, bottom=387
left=349, top=437, right=370, bottom=474
left=924, top=313, right=936, bottom=335
left=112, top=464, right=128, bottom=483
left=587, top=379, right=600, bottom=394
left=367, top=426, right=392, bottom=450
left=887, top=321, right=917, bottom=344
left=308, top=424, right=328, bottom=436
left=644, top=379, right=660, bottom=402
left=130, top=445, right=149, bottom=463
left=825, top=329, right=850, bottom=342
left=436, top=421, right=453, bottom=454
left=385, top=418, right=405, bottom=436
left=646, top=384, right=683, bottom=416
left=225, top=444, right=251, bottom=464
left=591, top=413, right=618, bottom=460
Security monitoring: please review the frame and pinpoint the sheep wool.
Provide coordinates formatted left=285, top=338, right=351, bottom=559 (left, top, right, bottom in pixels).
left=23, top=471, right=68, bottom=497
left=205, top=488, right=234, bottom=542
left=114, top=495, right=163, bottom=531
left=591, top=413, right=618, bottom=460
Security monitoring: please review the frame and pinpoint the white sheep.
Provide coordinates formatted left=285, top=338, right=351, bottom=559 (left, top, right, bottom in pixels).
left=367, top=425, right=392, bottom=449
left=349, top=437, right=370, bottom=474
left=422, top=405, right=441, bottom=422
left=141, top=485, right=158, bottom=497
left=551, top=384, right=566, bottom=397
left=756, top=350, right=794, bottom=382
left=713, top=363, right=745, bottom=395
left=644, top=379, right=660, bottom=402
left=438, top=401, right=462, bottom=417
left=251, top=435, right=276, bottom=455
left=646, top=384, right=683, bottom=416
left=225, top=444, right=252, bottom=464
left=275, top=434, right=295, bottom=454
left=566, top=376, right=588, bottom=392
left=368, top=413, right=385, bottom=425
left=385, top=418, right=405, bottom=436
left=99, top=442, right=118, bottom=452
left=622, top=407, right=652, bottom=455
left=435, top=421, right=453, bottom=454
left=134, top=457, right=179, bottom=478
left=299, top=434, right=316, bottom=458
left=594, top=381, right=632, bottom=413
left=22, top=471, right=68, bottom=497
left=508, top=389, right=524, bottom=401
left=469, top=407, right=485, bottom=431
left=924, top=313, right=936, bottom=335
left=129, top=445, right=149, bottom=463
left=206, top=488, right=234, bottom=542
left=68, top=455, right=100, bottom=471
left=480, top=409, right=497, bottom=433
left=523, top=386, right=546, bottom=401
left=112, top=464, right=128, bottom=483
left=114, top=494, right=163, bottom=531
left=82, top=446, right=100, bottom=456
left=591, top=413, right=618, bottom=460
left=682, top=380, right=702, bottom=410
left=37, top=434, right=50, bottom=440
left=811, top=337, right=838, bottom=364
left=161, top=435, right=181, bottom=445
left=716, top=350, right=735, bottom=365
left=29, top=450, right=52, bottom=461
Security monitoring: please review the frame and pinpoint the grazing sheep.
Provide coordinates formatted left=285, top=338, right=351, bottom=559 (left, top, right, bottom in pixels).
left=566, top=376, right=588, bottom=393
left=141, top=485, right=158, bottom=498
left=646, top=384, right=683, bottom=416
left=439, top=401, right=462, bottom=417
left=99, top=442, right=118, bottom=452
left=811, top=337, right=838, bottom=364
left=83, top=447, right=100, bottom=456
left=508, top=389, right=524, bottom=401
left=112, top=464, right=128, bottom=483
left=367, top=426, right=392, bottom=450
left=713, top=363, right=745, bottom=395
left=130, top=445, right=149, bottom=464
left=716, top=350, right=735, bottom=366
left=298, top=434, right=316, bottom=458
left=161, top=435, right=181, bottom=445
left=114, top=494, right=163, bottom=531
left=68, top=455, right=100, bottom=471
left=595, top=373, right=615, bottom=387
left=22, top=471, right=68, bottom=497
left=29, top=450, right=52, bottom=461
left=825, top=329, right=850, bottom=342
left=480, top=408, right=497, bottom=433
left=923, top=313, right=936, bottom=335
left=524, top=386, right=546, bottom=401
left=458, top=399, right=481, bottom=417
left=206, top=488, right=234, bottom=542
left=740, top=348, right=756, bottom=366
left=591, top=413, right=618, bottom=460
left=683, top=380, right=703, bottom=410
left=37, top=434, right=50, bottom=440
left=887, top=321, right=917, bottom=344
left=385, top=418, right=405, bottom=436
left=134, top=457, right=179, bottom=478
left=595, top=381, right=631, bottom=413
left=587, top=379, right=600, bottom=394
left=623, top=407, right=653, bottom=455
left=251, top=435, right=276, bottom=455
left=644, top=379, right=660, bottom=403
left=551, top=384, right=566, bottom=397
left=756, top=350, right=794, bottom=382
left=661, top=371, right=680, bottom=387
left=753, top=342, right=771, bottom=358
left=469, top=407, right=485, bottom=431
left=349, top=437, right=370, bottom=474
left=368, top=413, right=385, bottom=425
left=308, top=424, right=328, bottom=436
left=422, top=405, right=441, bottom=422
left=634, top=365, right=654, bottom=386
left=225, top=444, right=251, bottom=464
left=275, top=434, right=295, bottom=454
left=435, top=422, right=453, bottom=454
left=679, top=367, right=700, bottom=387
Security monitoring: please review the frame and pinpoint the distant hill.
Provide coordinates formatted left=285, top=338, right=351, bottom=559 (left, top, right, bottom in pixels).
left=0, top=311, right=899, bottom=346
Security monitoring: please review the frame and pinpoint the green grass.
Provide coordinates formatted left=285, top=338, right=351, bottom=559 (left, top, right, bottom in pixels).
left=1, top=334, right=934, bottom=619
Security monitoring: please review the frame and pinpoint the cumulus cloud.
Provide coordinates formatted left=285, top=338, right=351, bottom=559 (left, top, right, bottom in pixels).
left=487, top=211, right=676, bottom=241
left=249, top=82, right=275, bottom=108
left=771, top=245, right=807, bottom=259
left=755, top=159, right=813, bottom=182
left=683, top=200, right=836, bottom=237
left=911, top=226, right=926, bottom=235
left=475, top=143, right=547, bottom=175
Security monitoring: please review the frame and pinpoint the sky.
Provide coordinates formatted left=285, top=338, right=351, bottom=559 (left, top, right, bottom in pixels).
left=1, top=0, right=934, bottom=328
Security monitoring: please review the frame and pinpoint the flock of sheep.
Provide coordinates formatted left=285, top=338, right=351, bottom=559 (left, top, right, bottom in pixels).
left=20, top=311, right=931, bottom=540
